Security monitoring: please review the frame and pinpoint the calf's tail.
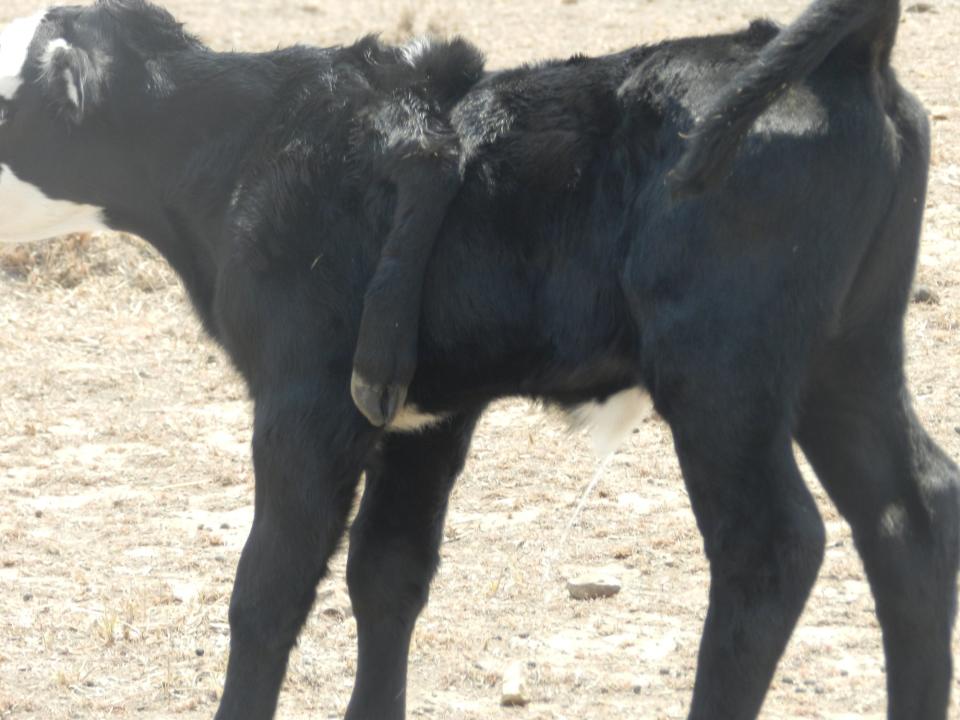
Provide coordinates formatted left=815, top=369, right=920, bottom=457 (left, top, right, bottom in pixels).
left=669, top=0, right=901, bottom=198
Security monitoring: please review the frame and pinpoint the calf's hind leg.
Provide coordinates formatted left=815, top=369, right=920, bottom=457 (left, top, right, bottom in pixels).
left=214, top=387, right=377, bottom=720
left=661, top=382, right=825, bottom=719
left=345, top=409, right=482, bottom=720
left=797, top=342, right=959, bottom=719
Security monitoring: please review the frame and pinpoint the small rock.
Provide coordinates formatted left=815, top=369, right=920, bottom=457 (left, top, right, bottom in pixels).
left=617, top=492, right=655, bottom=515
left=612, top=545, right=633, bottom=560
left=906, top=2, right=936, bottom=13
left=501, top=661, right=529, bottom=706
left=929, top=106, right=953, bottom=121
left=168, top=580, right=201, bottom=604
left=22, top=592, right=33, bottom=602
left=912, top=285, right=940, bottom=305
left=317, top=587, right=353, bottom=619
left=195, top=648, right=205, bottom=657
left=567, top=574, right=622, bottom=600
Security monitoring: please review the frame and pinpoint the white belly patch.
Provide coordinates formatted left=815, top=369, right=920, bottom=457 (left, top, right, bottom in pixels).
left=0, top=164, right=110, bottom=244
left=567, top=387, right=655, bottom=457
left=387, top=404, right=449, bottom=433
left=387, top=388, right=655, bottom=453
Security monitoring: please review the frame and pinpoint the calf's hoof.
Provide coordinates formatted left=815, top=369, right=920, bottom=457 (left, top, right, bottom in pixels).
left=350, top=370, right=407, bottom=427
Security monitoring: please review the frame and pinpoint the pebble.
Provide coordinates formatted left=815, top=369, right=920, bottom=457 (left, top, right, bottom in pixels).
left=929, top=106, right=953, bottom=121
left=567, top=574, right=622, bottom=600
left=317, top=587, right=353, bottom=619
left=501, top=661, right=529, bottom=706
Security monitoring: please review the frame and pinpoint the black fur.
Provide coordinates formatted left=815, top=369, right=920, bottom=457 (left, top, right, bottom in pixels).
left=0, top=1, right=956, bottom=719
left=669, top=0, right=902, bottom=196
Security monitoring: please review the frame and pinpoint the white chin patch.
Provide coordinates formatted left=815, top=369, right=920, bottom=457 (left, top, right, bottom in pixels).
left=567, top=387, right=654, bottom=458
left=0, top=10, right=47, bottom=101
left=0, top=164, right=110, bottom=244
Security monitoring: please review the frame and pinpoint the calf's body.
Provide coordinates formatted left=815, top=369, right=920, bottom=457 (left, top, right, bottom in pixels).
left=0, top=1, right=956, bottom=719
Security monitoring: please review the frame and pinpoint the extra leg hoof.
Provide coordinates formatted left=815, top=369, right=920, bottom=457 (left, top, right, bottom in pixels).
left=350, top=370, right=408, bottom=427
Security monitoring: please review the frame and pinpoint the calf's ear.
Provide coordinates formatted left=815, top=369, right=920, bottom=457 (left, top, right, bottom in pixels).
left=42, top=43, right=102, bottom=124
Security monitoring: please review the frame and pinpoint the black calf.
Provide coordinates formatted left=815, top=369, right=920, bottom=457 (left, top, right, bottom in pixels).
left=0, top=1, right=956, bottom=718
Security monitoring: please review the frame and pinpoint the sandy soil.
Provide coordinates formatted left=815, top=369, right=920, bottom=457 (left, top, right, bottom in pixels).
left=1, top=1, right=958, bottom=718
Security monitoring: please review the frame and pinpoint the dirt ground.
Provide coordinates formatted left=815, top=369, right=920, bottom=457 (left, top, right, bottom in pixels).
left=1, top=1, right=958, bottom=718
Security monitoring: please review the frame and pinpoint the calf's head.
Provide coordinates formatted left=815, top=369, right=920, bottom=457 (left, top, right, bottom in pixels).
left=0, top=1, right=197, bottom=244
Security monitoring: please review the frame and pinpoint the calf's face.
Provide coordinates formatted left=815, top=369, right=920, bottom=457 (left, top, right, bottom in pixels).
left=0, top=5, right=129, bottom=244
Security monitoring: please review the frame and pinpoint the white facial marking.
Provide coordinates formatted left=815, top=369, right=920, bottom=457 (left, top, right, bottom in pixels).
left=568, top=387, right=654, bottom=458
left=42, top=37, right=69, bottom=65
left=387, top=404, right=449, bottom=433
left=63, top=68, right=78, bottom=106
left=41, top=39, right=79, bottom=108
left=0, top=164, right=109, bottom=244
left=0, top=10, right=47, bottom=101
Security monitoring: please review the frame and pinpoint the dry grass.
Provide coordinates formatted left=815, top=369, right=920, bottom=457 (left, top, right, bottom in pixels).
left=1, top=1, right=959, bottom=719
left=0, top=233, right=177, bottom=292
